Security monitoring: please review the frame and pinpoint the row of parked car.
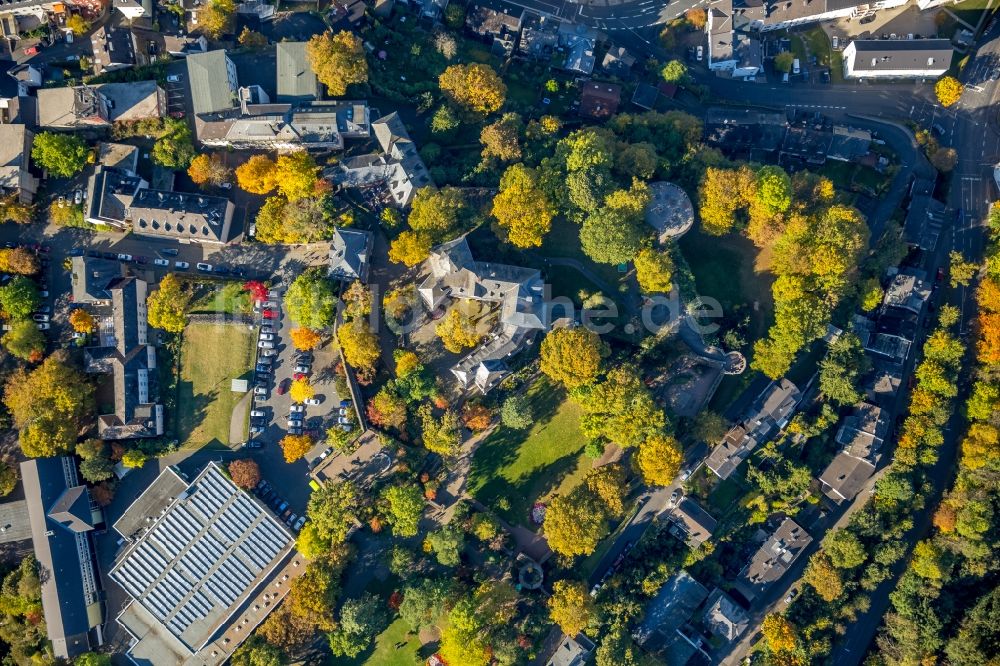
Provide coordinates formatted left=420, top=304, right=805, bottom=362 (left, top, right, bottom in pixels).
left=76, top=248, right=255, bottom=278
left=2, top=242, right=51, bottom=331
left=253, top=479, right=305, bottom=532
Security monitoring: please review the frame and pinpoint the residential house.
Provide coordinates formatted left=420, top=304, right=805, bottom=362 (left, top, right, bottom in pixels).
left=905, top=191, right=951, bottom=251
left=559, top=22, right=599, bottom=75
left=334, top=111, right=433, bottom=207
left=518, top=11, right=558, bottom=60
left=738, top=517, right=812, bottom=600
left=861, top=269, right=932, bottom=363
left=195, top=101, right=370, bottom=150
left=631, top=83, right=659, bottom=110
left=0, top=124, right=37, bottom=203
left=114, top=0, right=151, bottom=19
left=706, top=0, right=735, bottom=71
left=329, top=227, right=373, bottom=283
left=843, top=39, right=952, bottom=79
left=70, top=256, right=121, bottom=305
left=92, top=25, right=137, bottom=73
left=579, top=81, right=621, bottom=119
left=466, top=0, right=524, bottom=56
left=132, top=29, right=208, bottom=64
left=276, top=41, right=321, bottom=102
left=635, top=572, right=710, bottom=653
left=601, top=44, right=636, bottom=78
left=546, top=634, right=595, bottom=666
left=85, top=165, right=234, bottom=244
left=8, top=63, right=42, bottom=93
left=36, top=82, right=165, bottom=129
left=419, top=236, right=550, bottom=393
left=98, top=141, right=140, bottom=174
left=186, top=49, right=240, bottom=115
left=21, top=457, right=104, bottom=659
left=701, top=589, right=749, bottom=643
left=704, top=107, right=787, bottom=157
left=705, top=379, right=801, bottom=479
left=819, top=403, right=888, bottom=502
left=740, top=0, right=908, bottom=32
left=665, top=497, right=718, bottom=547
left=85, top=276, right=164, bottom=440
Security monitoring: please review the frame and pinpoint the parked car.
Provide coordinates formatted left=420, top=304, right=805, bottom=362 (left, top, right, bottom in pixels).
left=288, top=427, right=303, bottom=435
left=293, top=372, right=306, bottom=380
left=258, top=355, right=273, bottom=364
left=277, top=501, right=289, bottom=513
left=277, top=378, right=291, bottom=395
left=340, top=399, right=353, bottom=408
left=263, top=300, right=278, bottom=309
left=255, top=364, right=270, bottom=374
left=254, top=386, right=268, bottom=396
left=175, top=261, right=190, bottom=269
left=260, top=325, right=274, bottom=334
left=293, top=364, right=310, bottom=374
left=296, top=352, right=313, bottom=363
left=250, top=409, right=266, bottom=418
left=117, top=253, right=133, bottom=262
left=262, top=309, right=277, bottom=319
left=73, top=189, right=82, bottom=205
left=166, top=74, right=181, bottom=82
left=259, top=333, right=274, bottom=341
left=696, top=45, right=703, bottom=61
left=293, top=516, right=306, bottom=531
left=250, top=426, right=263, bottom=434
left=290, top=404, right=305, bottom=413
left=196, top=262, right=212, bottom=272
left=212, top=266, right=229, bottom=275
left=258, top=340, right=274, bottom=349
left=32, top=314, right=49, bottom=322
left=36, top=322, right=50, bottom=330
left=154, top=258, right=170, bottom=267
left=304, top=397, right=321, bottom=405
left=69, top=247, right=84, bottom=257
left=285, top=513, right=297, bottom=527
left=669, top=488, right=682, bottom=507
left=162, top=248, right=179, bottom=256
left=35, top=305, right=50, bottom=314
left=260, top=348, right=277, bottom=357
left=337, top=416, right=352, bottom=426
left=39, top=290, right=48, bottom=298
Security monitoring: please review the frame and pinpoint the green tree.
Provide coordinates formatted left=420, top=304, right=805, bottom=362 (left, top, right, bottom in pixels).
left=30, top=132, right=88, bottom=177
left=198, top=0, right=235, bottom=38
left=408, top=187, right=466, bottom=241
left=0, top=276, right=40, bottom=320
left=949, top=249, right=977, bottom=287
left=576, top=366, right=666, bottom=448
left=74, top=654, right=111, bottom=666
left=775, top=52, right=795, bottom=73
left=824, top=530, right=867, bottom=569
left=151, top=119, right=195, bottom=169
left=381, top=484, right=424, bottom=537
left=755, top=165, right=793, bottom=216
left=147, top=273, right=190, bottom=334
left=580, top=184, right=650, bottom=265
left=285, top=269, right=338, bottom=329
left=400, top=577, right=453, bottom=630
left=418, top=405, right=462, bottom=457
left=819, top=332, right=870, bottom=405
left=500, top=394, right=532, bottom=429
left=549, top=579, right=597, bottom=636
left=230, top=636, right=283, bottom=666
left=306, top=31, right=368, bottom=96
left=307, top=481, right=361, bottom=546
left=426, top=524, right=465, bottom=566
left=2, top=319, right=44, bottom=361
left=0, top=458, right=18, bottom=497
left=328, top=593, right=388, bottom=658
left=539, top=327, right=609, bottom=389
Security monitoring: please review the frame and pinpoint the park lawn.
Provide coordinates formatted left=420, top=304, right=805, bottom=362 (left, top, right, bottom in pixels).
left=330, top=618, right=425, bottom=666
left=177, top=323, right=255, bottom=450
left=468, top=377, right=591, bottom=525
left=188, top=281, right=251, bottom=316
left=541, top=217, right=626, bottom=289
left=801, top=26, right=845, bottom=83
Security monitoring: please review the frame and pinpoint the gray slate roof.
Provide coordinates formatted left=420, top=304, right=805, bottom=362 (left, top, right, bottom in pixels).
left=276, top=41, right=319, bottom=102
left=848, top=39, right=953, bottom=73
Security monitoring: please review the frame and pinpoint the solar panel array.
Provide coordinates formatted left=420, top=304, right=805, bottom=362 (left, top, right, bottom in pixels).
left=110, top=466, right=291, bottom=649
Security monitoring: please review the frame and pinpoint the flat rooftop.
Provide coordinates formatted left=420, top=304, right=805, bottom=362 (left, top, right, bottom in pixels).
left=0, top=499, right=32, bottom=544
left=110, top=463, right=293, bottom=655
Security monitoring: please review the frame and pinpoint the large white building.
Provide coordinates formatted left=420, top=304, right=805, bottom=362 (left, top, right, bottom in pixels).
left=842, top=39, right=953, bottom=79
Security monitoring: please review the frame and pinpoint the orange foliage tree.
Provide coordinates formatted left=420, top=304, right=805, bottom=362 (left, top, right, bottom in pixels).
left=280, top=434, right=314, bottom=463
left=290, top=327, right=322, bottom=351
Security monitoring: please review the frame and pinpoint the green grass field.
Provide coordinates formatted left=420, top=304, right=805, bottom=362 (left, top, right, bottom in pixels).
left=330, top=618, right=426, bottom=666
left=176, top=323, right=255, bottom=450
left=188, top=281, right=251, bottom=316
left=468, top=377, right=591, bottom=525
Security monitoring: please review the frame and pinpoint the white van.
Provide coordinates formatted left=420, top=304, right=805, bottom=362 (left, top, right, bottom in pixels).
left=793, top=58, right=801, bottom=75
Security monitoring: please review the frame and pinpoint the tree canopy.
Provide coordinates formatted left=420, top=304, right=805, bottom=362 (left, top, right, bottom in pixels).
left=31, top=132, right=88, bottom=178
left=438, top=63, right=506, bottom=115
left=147, top=273, right=189, bottom=334
left=306, top=31, right=368, bottom=96
left=285, top=269, right=338, bottom=329
left=539, top=326, right=609, bottom=389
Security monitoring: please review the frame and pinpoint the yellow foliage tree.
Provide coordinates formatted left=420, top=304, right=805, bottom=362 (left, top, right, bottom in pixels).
left=306, top=31, right=368, bottom=96
left=634, top=248, right=674, bottom=294
left=438, top=63, right=506, bottom=115
left=198, top=0, right=235, bottom=39
left=388, top=231, right=432, bottom=267
left=280, top=434, right=314, bottom=463
left=935, top=75, right=962, bottom=107
left=961, top=422, right=999, bottom=470
left=435, top=308, right=482, bottom=353
left=336, top=318, right=380, bottom=373
left=289, top=378, right=315, bottom=404
left=289, top=327, right=322, bottom=351
left=634, top=434, right=683, bottom=486
left=761, top=614, right=798, bottom=654
left=539, top=326, right=609, bottom=389
left=69, top=309, right=95, bottom=333
left=187, top=153, right=231, bottom=187
left=548, top=580, right=596, bottom=637
left=491, top=164, right=554, bottom=248
left=803, top=551, right=843, bottom=601
left=275, top=151, right=319, bottom=201
left=147, top=273, right=190, bottom=334
left=235, top=154, right=277, bottom=194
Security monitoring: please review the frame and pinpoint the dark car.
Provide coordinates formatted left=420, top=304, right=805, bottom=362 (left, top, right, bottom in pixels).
left=86, top=250, right=101, bottom=258
left=277, top=378, right=291, bottom=395
left=102, top=252, right=117, bottom=260
left=68, top=247, right=84, bottom=257
left=213, top=266, right=229, bottom=274
left=135, top=256, right=148, bottom=265
left=161, top=248, right=179, bottom=256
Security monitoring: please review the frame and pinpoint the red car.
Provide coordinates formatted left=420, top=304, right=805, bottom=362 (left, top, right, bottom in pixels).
left=293, top=372, right=306, bottom=380
left=23, top=46, right=39, bottom=56
left=276, top=378, right=291, bottom=395
left=262, top=309, right=277, bottom=319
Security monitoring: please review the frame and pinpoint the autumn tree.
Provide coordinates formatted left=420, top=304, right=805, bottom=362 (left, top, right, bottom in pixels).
left=803, top=551, right=844, bottom=601
left=408, top=186, right=466, bottom=240
left=237, top=26, right=268, bottom=47
left=439, top=63, right=506, bottom=115
left=491, top=163, right=555, bottom=248
left=685, top=7, right=707, bottom=28
left=774, top=52, right=795, bottom=73
left=634, top=248, right=674, bottom=294
left=31, top=132, right=88, bottom=177
left=480, top=113, right=523, bottom=162
left=436, top=307, right=482, bottom=353
left=228, top=459, right=261, bottom=489
left=66, top=14, right=88, bottom=36
left=388, top=230, right=433, bottom=267
left=187, top=153, right=231, bottom=187
left=576, top=366, right=666, bottom=448
left=289, top=327, right=322, bottom=351
left=381, top=484, right=424, bottom=537
left=461, top=403, right=492, bottom=431
left=935, top=75, right=962, bottom=107
left=661, top=60, right=687, bottom=83
left=0, top=248, right=38, bottom=274
left=699, top=166, right=754, bottom=235
left=543, top=486, right=610, bottom=557
left=950, top=249, right=977, bottom=287
left=337, top=318, right=381, bottom=374
left=418, top=405, right=462, bottom=457
left=147, top=273, right=190, bottom=334
left=0, top=275, right=39, bottom=320
left=69, top=308, right=96, bottom=333
left=580, top=181, right=650, bottom=265
left=634, top=434, right=683, bottom=486
left=3, top=320, right=45, bottom=361
left=275, top=151, right=320, bottom=201
left=236, top=154, right=278, bottom=194
left=761, top=614, right=799, bottom=654
left=539, top=326, right=609, bottom=389
left=585, top=464, right=627, bottom=516
left=289, top=378, right=315, bottom=404
left=198, top=0, right=235, bottom=39
left=280, top=434, right=314, bottom=463
left=5, top=352, right=94, bottom=458
left=911, top=540, right=946, bottom=579
left=367, top=388, right=408, bottom=430
left=306, top=31, right=368, bottom=96
left=548, top=580, right=597, bottom=636
left=0, top=196, right=33, bottom=224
